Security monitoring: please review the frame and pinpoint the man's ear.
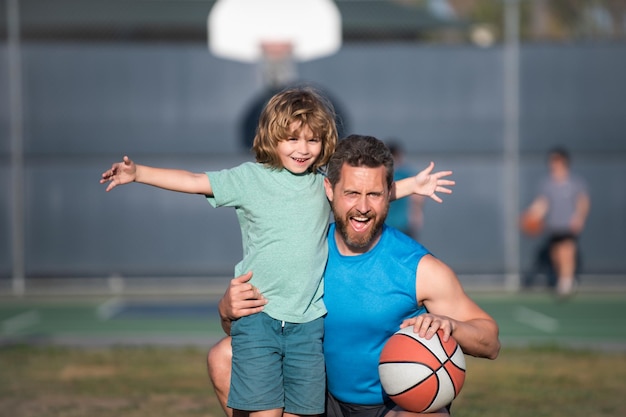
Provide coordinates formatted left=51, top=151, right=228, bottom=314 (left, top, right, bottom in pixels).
left=324, top=177, right=334, bottom=201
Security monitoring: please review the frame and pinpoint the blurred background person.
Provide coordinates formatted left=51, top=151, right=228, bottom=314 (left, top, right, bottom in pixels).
left=385, top=141, right=425, bottom=241
left=522, top=146, right=590, bottom=297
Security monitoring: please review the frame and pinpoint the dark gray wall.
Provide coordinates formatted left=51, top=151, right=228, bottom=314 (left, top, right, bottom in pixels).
left=1, top=42, right=625, bottom=282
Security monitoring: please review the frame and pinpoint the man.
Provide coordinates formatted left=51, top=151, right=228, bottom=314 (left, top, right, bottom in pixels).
left=208, top=135, right=500, bottom=417
left=522, top=146, right=590, bottom=296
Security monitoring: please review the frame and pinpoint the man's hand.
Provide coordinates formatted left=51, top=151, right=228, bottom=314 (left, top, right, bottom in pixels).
left=399, top=313, right=456, bottom=342
left=218, top=271, right=267, bottom=334
left=413, top=161, right=455, bottom=203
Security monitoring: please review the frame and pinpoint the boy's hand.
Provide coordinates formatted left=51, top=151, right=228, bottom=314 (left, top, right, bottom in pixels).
left=414, top=161, right=455, bottom=203
left=100, top=156, right=136, bottom=192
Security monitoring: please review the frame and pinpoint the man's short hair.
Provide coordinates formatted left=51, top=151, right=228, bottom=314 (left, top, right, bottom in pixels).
left=326, top=135, right=394, bottom=189
left=548, top=146, right=570, bottom=166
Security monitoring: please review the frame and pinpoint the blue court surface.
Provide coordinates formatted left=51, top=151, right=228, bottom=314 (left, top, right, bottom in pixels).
left=1, top=292, right=625, bottom=350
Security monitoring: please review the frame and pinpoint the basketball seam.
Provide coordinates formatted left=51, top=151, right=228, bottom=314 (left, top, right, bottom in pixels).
left=391, top=371, right=440, bottom=413
left=393, top=333, right=443, bottom=362
left=379, top=360, right=437, bottom=368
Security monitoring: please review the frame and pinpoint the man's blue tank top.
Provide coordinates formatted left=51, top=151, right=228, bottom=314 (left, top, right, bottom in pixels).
left=324, top=223, right=430, bottom=405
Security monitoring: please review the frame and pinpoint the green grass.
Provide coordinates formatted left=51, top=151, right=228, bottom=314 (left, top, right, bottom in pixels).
left=455, top=346, right=626, bottom=417
left=1, top=344, right=625, bottom=417
left=0, top=345, right=220, bottom=417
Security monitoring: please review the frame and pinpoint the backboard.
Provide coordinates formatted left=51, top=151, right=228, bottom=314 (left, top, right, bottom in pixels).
left=208, top=0, right=342, bottom=63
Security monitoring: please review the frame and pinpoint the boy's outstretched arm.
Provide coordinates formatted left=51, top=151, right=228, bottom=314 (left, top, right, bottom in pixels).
left=100, top=155, right=213, bottom=195
left=391, top=161, right=455, bottom=203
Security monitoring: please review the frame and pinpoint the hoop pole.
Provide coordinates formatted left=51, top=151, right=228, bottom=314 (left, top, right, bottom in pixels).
left=503, top=0, right=521, bottom=291
left=8, top=0, right=25, bottom=295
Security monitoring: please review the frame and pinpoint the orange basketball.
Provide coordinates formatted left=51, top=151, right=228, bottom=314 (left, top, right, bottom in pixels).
left=520, top=212, right=544, bottom=236
left=379, top=328, right=466, bottom=413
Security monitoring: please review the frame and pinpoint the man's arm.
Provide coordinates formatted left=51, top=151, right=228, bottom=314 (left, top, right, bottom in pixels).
left=524, top=195, right=548, bottom=220
left=571, top=191, right=590, bottom=234
left=217, top=271, right=267, bottom=334
left=390, top=161, right=455, bottom=203
left=401, top=255, right=500, bottom=360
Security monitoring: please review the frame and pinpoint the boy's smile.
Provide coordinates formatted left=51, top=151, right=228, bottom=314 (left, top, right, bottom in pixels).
left=277, top=122, right=322, bottom=174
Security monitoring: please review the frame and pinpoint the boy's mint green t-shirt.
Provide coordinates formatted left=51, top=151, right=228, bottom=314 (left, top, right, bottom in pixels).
left=206, top=162, right=329, bottom=323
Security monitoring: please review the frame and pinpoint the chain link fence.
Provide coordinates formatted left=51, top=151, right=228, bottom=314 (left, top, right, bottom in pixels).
left=2, top=0, right=625, bottom=295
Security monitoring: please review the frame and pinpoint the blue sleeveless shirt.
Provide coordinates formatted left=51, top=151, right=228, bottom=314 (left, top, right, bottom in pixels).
left=323, top=223, right=429, bottom=405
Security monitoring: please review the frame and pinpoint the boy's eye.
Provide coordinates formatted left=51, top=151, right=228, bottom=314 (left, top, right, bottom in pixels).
left=309, top=138, right=321, bottom=143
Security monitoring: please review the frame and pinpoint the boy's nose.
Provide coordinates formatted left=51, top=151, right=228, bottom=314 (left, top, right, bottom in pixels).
left=297, top=141, right=310, bottom=155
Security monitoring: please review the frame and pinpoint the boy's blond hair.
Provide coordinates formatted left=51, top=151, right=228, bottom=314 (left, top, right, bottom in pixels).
left=253, top=87, right=338, bottom=172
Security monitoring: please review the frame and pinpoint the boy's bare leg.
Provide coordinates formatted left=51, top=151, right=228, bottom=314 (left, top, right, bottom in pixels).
left=250, top=410, right=283, bottom=417
left=285, top=414, right=321, bottom=417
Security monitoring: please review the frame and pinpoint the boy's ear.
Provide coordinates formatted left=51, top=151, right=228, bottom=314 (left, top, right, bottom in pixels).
left=323, top=177, right=334, bottom=201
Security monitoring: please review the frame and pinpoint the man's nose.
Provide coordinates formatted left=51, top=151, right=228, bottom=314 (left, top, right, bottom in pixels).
left=355, top=195, right=370, bottom=214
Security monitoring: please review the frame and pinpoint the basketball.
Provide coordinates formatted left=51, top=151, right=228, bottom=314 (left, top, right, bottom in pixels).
left=378, top=327, right=466, bottom=413
left=519, top=211, right=544, bottom=236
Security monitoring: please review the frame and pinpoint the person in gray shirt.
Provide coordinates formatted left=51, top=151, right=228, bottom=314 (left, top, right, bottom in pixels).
left=523, top=147, right=590, bottom=297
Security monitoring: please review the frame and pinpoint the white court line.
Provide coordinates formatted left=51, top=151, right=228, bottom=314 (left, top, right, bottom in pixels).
left=513, top=306, right=559, bottom=333
left=96, top=297, right=125, bottom=321
left=1, top=310, right=40, bottom=335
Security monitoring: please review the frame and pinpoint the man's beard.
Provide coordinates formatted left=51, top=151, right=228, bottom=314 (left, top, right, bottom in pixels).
left=332, top=206, right=387, bottom=250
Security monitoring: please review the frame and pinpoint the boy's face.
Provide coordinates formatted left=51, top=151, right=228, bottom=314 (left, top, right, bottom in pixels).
left=276, top=121, right=322, bottom=174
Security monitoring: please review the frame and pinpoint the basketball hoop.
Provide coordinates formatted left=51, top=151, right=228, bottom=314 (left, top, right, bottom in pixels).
left=260, top=41, right=293, bottom=60
left=259, top=41, right=296, bottom=87
left=208, top=0, right=342, bottom=63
